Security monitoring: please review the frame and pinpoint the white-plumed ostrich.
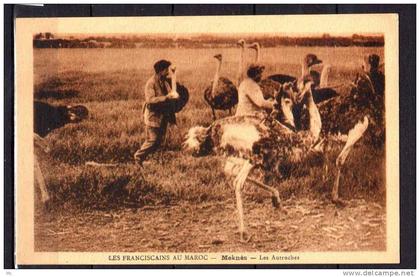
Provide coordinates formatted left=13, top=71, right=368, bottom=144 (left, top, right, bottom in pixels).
left=184, top=81, right=368, bottom=241
left=203, top=54, right=238, bottom=120
left=301, top=67, right=384, bottom=148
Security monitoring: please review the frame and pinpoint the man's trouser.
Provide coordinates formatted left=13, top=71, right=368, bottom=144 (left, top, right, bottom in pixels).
left=134, top=121, right=168, bottom=164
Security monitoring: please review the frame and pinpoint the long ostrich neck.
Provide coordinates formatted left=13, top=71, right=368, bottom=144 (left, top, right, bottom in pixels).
left=319, top=65, right=330, bottom=88
left=171, top=70, right=177, bottom=93
left=238, top=45, right=244, bottom=85
left=254, top=45, right=260, bottom=63
left=211, top=59, right=222, bottom=98
left=305, top=88, right=321, bottom=141
left=301, top=61, right=310, bottom=78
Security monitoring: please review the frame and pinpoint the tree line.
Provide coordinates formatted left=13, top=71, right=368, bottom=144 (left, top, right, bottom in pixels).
left=33, top=33, right=384, bottom=49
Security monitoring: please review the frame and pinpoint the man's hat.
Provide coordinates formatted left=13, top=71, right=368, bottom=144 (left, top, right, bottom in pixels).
left=304, top=54, right=322, bottom=67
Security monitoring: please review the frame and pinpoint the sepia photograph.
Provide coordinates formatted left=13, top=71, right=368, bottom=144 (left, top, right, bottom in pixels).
left=14, top=14, right=399, bottom=265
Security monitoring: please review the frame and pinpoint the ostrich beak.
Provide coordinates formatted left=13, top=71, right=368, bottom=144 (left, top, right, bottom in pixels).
left=314, top=58, right=322, bottom=65
left=170, top=65, right=176, bottom=74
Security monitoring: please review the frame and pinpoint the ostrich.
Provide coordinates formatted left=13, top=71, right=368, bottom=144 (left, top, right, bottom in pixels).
left=184, top=81, right=369, bottom=241
left=34, top=101, right=89, bottom=205
left=244, top=42, right=288, bottom=108
left=168, top=65, right=190, bottom=113
left=248, top=42, right=296, bottom=85
left=301, top=67, right=384, bottom=147
left=275, top=51, right=325, bottom=89
left=246, top=44, right=338, bottom=130
left=203, top=54, right=238, bottom=120
left=150, top=65, right=189, bottom=114
left=236, top=39, right=248, bottom=85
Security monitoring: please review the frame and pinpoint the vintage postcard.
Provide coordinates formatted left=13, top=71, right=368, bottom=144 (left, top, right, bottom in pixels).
left=15, top=14, right=399, bottom=265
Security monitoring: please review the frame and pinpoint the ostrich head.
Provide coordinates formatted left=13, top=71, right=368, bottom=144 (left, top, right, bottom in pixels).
left=248, top=42, right=260, bottom=51
left=214, top=54, right=222, bottom=61
left=237, top=39, right=246, bottom=47
left=272, top=82, right=296, bottom=129
left=304, top=54, right=323, bottom=68
left=66, top=105, right=89, bottom=123
left=183, top=126, right=212, bottom=156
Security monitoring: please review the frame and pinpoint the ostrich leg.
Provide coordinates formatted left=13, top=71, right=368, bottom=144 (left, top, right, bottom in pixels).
left=319, top=64, right=331, bottom=88
left=332, top=116, right=369, bottom=205
left=34, top=154, right=50, bottom=204
left=34, top=134, right=50, bottom=205
left=212, top=108, right=216, bottom=120
left=231, top=159, right=253, bottom=242
left=247, top=177, right=281, bottom=208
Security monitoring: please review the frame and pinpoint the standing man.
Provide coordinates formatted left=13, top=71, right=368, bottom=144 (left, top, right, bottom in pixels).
left=134, top=59, right=179, bottom=165
left=235, top=64, right=276, bottom=117
left=364, top=54, right=384, bottom=96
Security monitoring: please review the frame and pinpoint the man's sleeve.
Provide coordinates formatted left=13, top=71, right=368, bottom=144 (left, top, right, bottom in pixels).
left=245, top=85, right=274, bottom=110
left=145, top=82, right=167, bottom=105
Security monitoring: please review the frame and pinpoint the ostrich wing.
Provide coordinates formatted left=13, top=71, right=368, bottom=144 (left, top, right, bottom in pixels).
left=312, top=87, right=339, bottom=104
left=167, top=82, right=189, bottom=113
left=151, top=82, right=189, bottom=113
left=203, top=77, right=238, bottom=110
left=209, top=114, right=268, bottom=156
left=259, top=78, right=281, bottom=100
left=268, top=74, right=296, bottom=84
left=336, top=116, right=369, bottom=166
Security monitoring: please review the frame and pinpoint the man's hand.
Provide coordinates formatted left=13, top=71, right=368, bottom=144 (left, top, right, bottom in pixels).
left=167, top=91, right=180, bottom=100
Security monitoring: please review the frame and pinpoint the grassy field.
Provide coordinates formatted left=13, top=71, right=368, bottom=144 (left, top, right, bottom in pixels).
left=34, top=46, right=385, bottom=210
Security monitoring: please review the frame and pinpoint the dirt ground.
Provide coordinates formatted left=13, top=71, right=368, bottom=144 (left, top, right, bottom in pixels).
left=35, top=197, right=386, bottom=252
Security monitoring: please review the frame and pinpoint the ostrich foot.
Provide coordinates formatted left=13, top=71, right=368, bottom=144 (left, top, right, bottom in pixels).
left=239, top=232, right=253, bottom=243
left=271, top=194, right=281, bottom=209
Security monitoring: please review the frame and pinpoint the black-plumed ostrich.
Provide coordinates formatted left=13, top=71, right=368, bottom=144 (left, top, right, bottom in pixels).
left=34, top=101, right=89, bottom=205
left=149, top=65, right=189, bottom=115
left=203, top=39, right=249, bottom=120
left=184, top=81, right=368, bottom=241
left=167, top=65, right=190, bottom=114
left=203, top=54, right=238, bottom=120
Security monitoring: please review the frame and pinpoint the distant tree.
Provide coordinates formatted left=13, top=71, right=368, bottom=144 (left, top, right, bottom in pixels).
left=45, top=32, right=54, bottom=40
left=34, top=33, right=44, bottom=40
